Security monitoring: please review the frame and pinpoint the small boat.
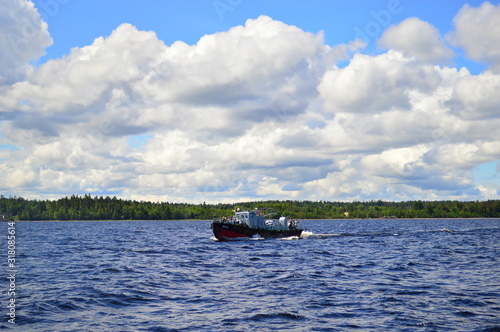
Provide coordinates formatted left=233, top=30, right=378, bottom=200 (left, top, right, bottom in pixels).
left=0, top=213, right=11, bottom=221
left=211, top=208, right=303, bottom=241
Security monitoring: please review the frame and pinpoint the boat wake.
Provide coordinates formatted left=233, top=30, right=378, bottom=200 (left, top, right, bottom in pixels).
left=280, top=236, right=301, bottom=241
left=212, top=231, right=341, bottom=241
left=300, top=231, right=341, bottom=239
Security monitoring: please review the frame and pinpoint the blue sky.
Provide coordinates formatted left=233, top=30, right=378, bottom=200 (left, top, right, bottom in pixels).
left=35, top=0, right=488, bottom=69
left=1, top=0, right=499, bottom=202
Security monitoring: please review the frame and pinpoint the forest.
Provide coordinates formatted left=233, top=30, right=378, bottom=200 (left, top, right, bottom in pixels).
left=0, top=195, right=499, bottom=221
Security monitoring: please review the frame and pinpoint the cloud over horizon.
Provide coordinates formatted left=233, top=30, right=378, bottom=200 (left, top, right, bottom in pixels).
left=0, top=1, right=499, bottom=203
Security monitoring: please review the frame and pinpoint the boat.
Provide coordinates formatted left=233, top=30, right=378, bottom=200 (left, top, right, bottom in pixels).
left=211, top=208, right=303, bottom=241
left=0, top=213, right=11, bottom=221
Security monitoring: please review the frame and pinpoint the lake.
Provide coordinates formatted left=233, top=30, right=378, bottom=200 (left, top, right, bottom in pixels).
left=1, top=218, right=499, bottom=331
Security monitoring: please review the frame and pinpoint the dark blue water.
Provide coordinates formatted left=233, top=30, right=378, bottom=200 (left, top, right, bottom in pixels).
left=1, top=219, right=499, bottom=331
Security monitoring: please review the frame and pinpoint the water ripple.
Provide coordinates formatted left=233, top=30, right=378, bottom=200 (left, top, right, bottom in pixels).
left=2, top=218, right=499, bottom=331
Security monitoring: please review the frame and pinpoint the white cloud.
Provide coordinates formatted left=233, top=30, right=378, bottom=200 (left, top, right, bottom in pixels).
left=0, top=5, right=499, bottom=203
left=0, top=0, right=52, bottom=84
left=360, top=146, right=428, bottom=179
left=450, top=71, right=500, bottom=120
left=379, top=17, right=454, bottom=64
left=1, top=23, right=164, bottom=113
left=313, top=45, right=500, bottom=200
left=318, top=51, right=443, bottom=113
left=451, top=1, right=500, bottom=70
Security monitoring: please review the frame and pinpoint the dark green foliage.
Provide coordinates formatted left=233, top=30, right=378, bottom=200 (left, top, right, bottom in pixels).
left=0, top=195, right=499, bottom=220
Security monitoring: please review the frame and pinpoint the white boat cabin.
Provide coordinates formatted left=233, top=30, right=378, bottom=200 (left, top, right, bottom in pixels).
left=234, top=210, right=265, bottom=228
left=233, top=209, right=292, bottom=231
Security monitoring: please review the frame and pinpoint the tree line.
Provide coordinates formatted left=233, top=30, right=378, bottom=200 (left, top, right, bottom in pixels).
left=0, top=195, right=499, bottom=221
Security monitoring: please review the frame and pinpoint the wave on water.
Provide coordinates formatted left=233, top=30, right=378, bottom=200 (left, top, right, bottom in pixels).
left=12, top=219, right=499, bottom=332
left=280, top=235, right=301, bottom=241
left=301, top=227, right=465, bottom=240
left=300, top=230, right=340, bottom=239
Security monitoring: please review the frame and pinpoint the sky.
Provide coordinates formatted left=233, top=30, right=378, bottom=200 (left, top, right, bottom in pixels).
left=0, top=0, right=499, bottom=203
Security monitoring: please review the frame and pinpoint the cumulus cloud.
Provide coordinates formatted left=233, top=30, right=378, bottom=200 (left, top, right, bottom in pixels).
left=1, top=23, right=164, bottom=114
left=1, top=3, right=500, bottom=202
left=450, top=71, right=500, bottom=120
left=0, top=14, right=333, bottom=200
left=451, top=1, right=500, bottom=70
left=0, top=0, right=52, bottom=84
left=379, top=17, right=454, bottom=64
left=317, top=51, right=444, bottom=113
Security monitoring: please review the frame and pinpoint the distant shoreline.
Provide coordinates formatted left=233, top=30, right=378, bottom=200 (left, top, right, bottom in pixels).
left=3, top=196, right=498, bottom=220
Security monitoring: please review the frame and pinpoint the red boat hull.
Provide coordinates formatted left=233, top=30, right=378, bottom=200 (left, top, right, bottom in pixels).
left=211, top=222, right=302, bottom=241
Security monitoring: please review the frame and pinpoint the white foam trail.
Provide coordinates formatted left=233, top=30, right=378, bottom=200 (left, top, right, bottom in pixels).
left=301, top=230, right=314, bottom=237
left=300, top=231, right=340, bottom=239
left=280, top=236, right=300, bottom=241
